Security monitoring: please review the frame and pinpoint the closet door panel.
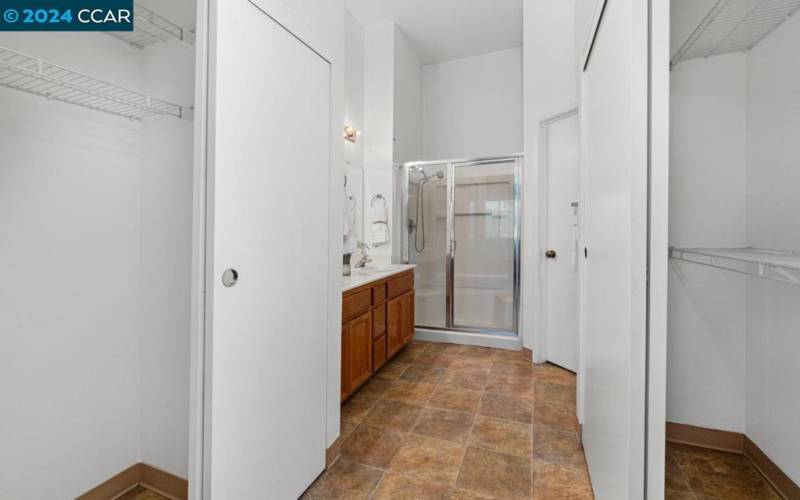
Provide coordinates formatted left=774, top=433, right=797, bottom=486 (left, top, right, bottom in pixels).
left=205, top=0, right=330, bottom=497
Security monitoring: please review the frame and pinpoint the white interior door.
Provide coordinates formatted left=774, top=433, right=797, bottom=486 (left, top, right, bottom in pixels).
left=579, top=0, right=649, bottom=498
left=205, top=0, right=331, bottom=497
left=545, top=111, right=580, bottom=372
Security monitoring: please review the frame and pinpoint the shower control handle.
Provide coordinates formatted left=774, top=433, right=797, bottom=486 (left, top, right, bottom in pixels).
left=545, top=250, right=557, bottom=259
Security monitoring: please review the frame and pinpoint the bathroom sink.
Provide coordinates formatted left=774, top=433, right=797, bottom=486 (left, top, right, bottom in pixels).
left=353, top=264, right=401, bottom=273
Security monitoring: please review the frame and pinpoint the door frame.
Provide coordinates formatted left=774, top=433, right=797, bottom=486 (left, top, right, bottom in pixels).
left=188, top=0, right=209, bottom=498
left=534, top=105, right=580, bottom=370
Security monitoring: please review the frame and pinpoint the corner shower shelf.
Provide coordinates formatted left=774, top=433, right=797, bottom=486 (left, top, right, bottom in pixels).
left=671, top=0, right=800, bottom=70
left=0, top=46, right=186, bottom=121
left=107, top=2, right=191, bottom=48
left=669, top=247, right=800, bottom=286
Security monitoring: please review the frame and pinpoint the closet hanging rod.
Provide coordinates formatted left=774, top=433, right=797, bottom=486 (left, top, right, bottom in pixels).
left=107, top=2, right=192, bottom=49
left=0, top=46, right=187, bottom=121
left=669, top=247, right=800, bottom=286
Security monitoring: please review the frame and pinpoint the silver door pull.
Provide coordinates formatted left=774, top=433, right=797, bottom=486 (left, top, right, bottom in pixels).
left=222, top=269, right=239, bottom=287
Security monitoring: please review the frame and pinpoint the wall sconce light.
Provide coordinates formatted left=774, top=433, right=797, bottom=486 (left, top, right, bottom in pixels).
left=343, top=125, right=361, bottom=143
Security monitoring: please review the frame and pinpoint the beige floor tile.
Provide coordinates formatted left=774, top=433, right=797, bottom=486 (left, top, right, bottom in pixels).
left=478, top=392, right=532, bottom=424
left=374, top=360, right=410, bottom=380
left=373, top=473, right=452, bottom=500
left=532, top=401, right=577, bottom=433
left=533, top=363, right=575, bottom=386
left=383, top=380, right=437, bottom=405
left=400, top=364, right=447, bottom=384
left=458, top=346, right=497, bottom=360
left=301, top=459, right=383, bottom=499
left=428, top=385, right=483, bottom=414
left=389, top=434, right=465, bottom=485
left=468, top=416, right=533, bottom=458
left=532, top=425, right=585, bottom=469
left=456, top=447, right=532, bottom=499
left=532, top=460, right=593, bottom=500
left=442, top=367, right=490, bottom=391
left=490, top=361, right=533, bottom=378
left=534, top=381, right=576, bottom=411
left=485, top=376, right=534, bottom=399
left=412, top=407, right=475, bottom=444
left=362, top=399, right=424, bottom=433
left=413, top=351, right=458, bottom=369
left=494, top=349, right=531, bottom=365
left=341, top=425, right=405, bottom=469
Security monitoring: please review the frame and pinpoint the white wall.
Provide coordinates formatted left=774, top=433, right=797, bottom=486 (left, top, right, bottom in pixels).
left=362, top=23, right=396, bottom=263
left=667, top=54, right=748, bottom=432
left=522, top=0, right=577, bottom=355
left=745, top=12, right=800, bottom=483
left=422, top=47, right=522, bottom=160
left=344, top=11, right=366, bottom=253
left=393, top=28, right=423, bottom=165
left=139, top=26, right=196, bottom=477
left=0, top=34, right=145, bottom=500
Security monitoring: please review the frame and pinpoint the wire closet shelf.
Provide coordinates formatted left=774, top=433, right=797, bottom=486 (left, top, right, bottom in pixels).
left=0, top=46, right=184, bottom=121
left=108, top=2, right=191, bottom=48
left=670, top=0, right=800, bottom=70
left=669, top=247, right=800, bottom=286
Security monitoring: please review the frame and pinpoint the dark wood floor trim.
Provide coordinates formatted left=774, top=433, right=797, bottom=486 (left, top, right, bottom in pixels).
left=665, top=421, right=744, bottom=453
left=666, top=421, right=799, bottom=500
left=744, top=436, right=800, bottom=500
left=77, top=463, right=188, bottom=500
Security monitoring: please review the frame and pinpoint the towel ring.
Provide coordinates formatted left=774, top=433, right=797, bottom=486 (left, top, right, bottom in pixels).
left=371, top=194, right=386, bottom=208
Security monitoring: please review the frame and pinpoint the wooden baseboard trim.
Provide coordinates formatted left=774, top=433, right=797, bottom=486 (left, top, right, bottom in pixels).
left=666, top=422, right=799, bottom=500
left=326, top=436, right=342, bottom=469
left=744, top=436, right=800, bottom=500
left=665, top=421, right=744, bottom=453
left=77, top=463, right=187, bottom=500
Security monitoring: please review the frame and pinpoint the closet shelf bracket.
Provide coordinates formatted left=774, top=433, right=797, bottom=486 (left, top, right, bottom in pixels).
left=669, top=247, right=800, bottom=286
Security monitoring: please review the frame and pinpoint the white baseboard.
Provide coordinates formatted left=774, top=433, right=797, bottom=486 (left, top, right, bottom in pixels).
left=413, top=328, right=522, bottom=351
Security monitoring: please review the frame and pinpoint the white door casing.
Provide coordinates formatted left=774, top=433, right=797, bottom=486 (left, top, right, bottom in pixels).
left=579, top=0, right=649, bottom=497
left=543, top=109, right=580, bottom=372
left=203, top=0, right=331, bottom=497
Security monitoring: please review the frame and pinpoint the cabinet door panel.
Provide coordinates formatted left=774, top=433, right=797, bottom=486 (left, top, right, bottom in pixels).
left=347, top=311, right=373, bottom=392
left=373, top=336, right=387, bottom=372
left=387, top=296, right=403, bottom=357
left=373, top=304, right=386, bottom=340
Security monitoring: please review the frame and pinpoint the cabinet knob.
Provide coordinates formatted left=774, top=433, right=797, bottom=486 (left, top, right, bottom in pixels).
left=545, top=250, right=557, bottom=259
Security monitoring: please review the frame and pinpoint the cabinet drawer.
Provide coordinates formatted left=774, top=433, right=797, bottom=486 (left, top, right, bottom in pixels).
left=387, top=272, right=414, bottom=299
left=342, top=289, right=371, bottom=321
left=371, top=283, right=387, bottom=304
left=372, top=303, right=386, bottom=339
left=373, top=336, right=387, bottom=372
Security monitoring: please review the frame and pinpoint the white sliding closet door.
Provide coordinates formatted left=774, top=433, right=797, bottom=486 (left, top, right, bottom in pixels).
left=204, top=0, right=330, bottom=497
left=579, top=0, right=650, bottom=498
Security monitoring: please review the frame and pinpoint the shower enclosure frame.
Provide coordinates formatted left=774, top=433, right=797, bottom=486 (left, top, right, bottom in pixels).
left=399, top=153, right=523, bottom=337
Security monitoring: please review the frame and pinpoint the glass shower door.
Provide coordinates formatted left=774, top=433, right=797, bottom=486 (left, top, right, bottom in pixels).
left=450, top=158, right=519, bottom=332
left=406, top=163, right=448, bottom=329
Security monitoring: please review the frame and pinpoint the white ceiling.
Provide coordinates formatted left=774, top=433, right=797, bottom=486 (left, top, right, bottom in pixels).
left=345, top=0, right=523, bottom=64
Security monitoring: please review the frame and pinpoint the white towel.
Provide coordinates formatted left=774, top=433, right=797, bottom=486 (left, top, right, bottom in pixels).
left=371, top=222, right=390, bottom=245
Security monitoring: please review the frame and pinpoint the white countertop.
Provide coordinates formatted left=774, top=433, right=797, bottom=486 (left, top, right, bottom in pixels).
left=342, top=264, right=416, bottom=293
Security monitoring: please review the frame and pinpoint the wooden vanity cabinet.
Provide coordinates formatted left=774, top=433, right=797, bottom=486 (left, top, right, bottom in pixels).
left=341, top=270, right=414, bottom=401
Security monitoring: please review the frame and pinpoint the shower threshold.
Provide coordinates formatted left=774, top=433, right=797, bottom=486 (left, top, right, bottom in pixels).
left=414, top=327, right=522, bottom=351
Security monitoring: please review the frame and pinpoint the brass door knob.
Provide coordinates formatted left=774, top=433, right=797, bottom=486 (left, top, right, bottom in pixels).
left=545, top=250, right=557, bottom=259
